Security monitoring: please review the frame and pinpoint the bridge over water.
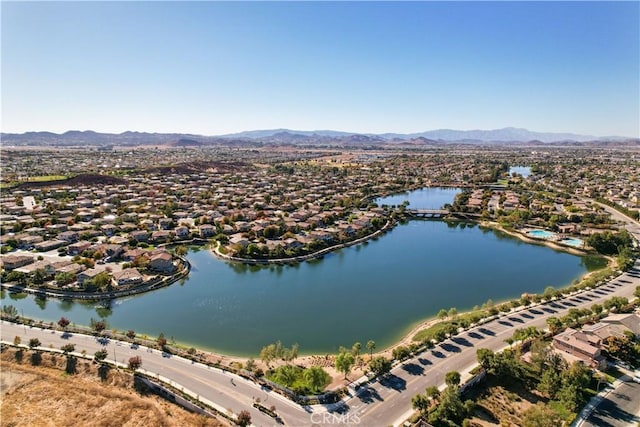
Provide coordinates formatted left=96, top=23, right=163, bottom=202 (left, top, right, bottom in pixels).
left=405, top=209, right=450, bottom=218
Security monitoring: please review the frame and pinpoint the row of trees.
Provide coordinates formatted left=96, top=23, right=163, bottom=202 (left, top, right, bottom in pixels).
left=545, top=295, right=631, bottom=334
left=259, top=341, right=299, bottom=366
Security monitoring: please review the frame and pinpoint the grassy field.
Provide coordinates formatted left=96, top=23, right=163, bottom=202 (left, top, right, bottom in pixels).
left=0, top=347, right=226, bottom=427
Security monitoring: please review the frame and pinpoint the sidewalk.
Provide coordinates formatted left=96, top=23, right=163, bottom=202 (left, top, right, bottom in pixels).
left=572, top=378, right=623, bottom=427
left=572, top=366, right=640, bottom=427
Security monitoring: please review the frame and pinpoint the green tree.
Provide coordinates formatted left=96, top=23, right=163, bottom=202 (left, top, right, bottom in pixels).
left=591, top=303, right=603, bottom=316
left=392, top=345, right=411, bottom=361
left=412, top=393, right=430, bottom=413
left=94, top=349, right=108, bottom=361
left=556, top=383, right=580, bottom=412
left=476, top=348, right=494, bottom=371
left=55, top=272, right=75, bottom=286
left=28, top=338, right=41, bottom=349
left=366, top=340, right=376, bottom=359
left=368, top=356, right=392, bottom=377
left=126, top=330, right=136, bottom=340
left=352, top=342, right=361, bottom=358
left=61, top=343, right=75, bottom=354
left=445, top=371, right=461, bottom=387
left=335, top=350, right=355, bottom=379
left=522, top=403, right=564, bottom=427
left=586, top=230, right=633, bottom=255
left=174, top=245, right=188, bottom=256
left=91, top=271, right=112, bottom=290
left=273, top=364, right=298, bottom=387
left=303, top=366, right=331, bottom=393
left=260, top=343, right=276, bottom=367
left=529, top=340, right=551, bottom=375
left=286, top=343, right=299, bottom=362
left=31, top=268, right=47, bottom=285
left=437, top=309, right=448, bottom=320
left=542, top=286, right=558, bottom=300
left=428, top=386, right=467, bottom=426
left=425, top=385, right=440, bottom=402
left=603, top=296, right=628, bottom=312
left=538, top=369, right=561, bottom=399
left=604, top=335, right=635, bottom=363
left=546, top=317, right=563, bottom=334
left=563, top=361, right=591, bottom=390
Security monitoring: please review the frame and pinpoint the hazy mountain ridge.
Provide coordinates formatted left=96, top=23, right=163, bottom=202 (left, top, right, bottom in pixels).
left=1, top=127, right=636, bottom=146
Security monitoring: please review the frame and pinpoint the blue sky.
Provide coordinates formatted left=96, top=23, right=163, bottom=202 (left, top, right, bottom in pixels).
left=2, top=1, right=639, bottom=137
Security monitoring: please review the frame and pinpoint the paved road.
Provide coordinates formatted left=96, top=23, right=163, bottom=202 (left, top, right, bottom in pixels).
left=0, top=321, right=310, bottom=427
left=344, top=206, right=640, bottom=427
left=581, top=378, right=640, bottom=427
left=2, top=207, right=639, bottom=427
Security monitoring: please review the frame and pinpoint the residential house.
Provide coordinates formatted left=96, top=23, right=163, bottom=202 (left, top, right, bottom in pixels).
left=151, top=230, right=172, bottom=243
left=199, top=224, right=216, bottom=238
left=174, top=226, right=190, bottom=239
left=148, top=252, right=175, bottom=273
left=17, top=235, right=43, bottom=249
left=229, top=234, right=250, bottom=248
left=122, top=248, right=148, bottom=262
left=100, top=224, right=117, bottom=236
left=0, top=254, right=35, bottom=270
left=129, top=230, right=149, bottom=242
left=111, top=268, right=143, bottom=287
left=77, top=268, right=103, bottom=286
left=58, top=231, right=80, bottom=242
left=557, top=223, right=578, bottom=234
left=68, top=241, right=92, bottom=256
left=600, top=313, right=640, bottom=337
left=553, top=327, right=606, bottom=368
left=33, top=239, right=67, bottom=252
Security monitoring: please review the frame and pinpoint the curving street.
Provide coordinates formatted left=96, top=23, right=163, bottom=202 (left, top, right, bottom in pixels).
left=2, top=208, right=639, bottom=427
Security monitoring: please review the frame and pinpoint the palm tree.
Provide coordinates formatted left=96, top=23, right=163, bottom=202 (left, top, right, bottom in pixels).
left=367, top=340, right=376, bottom=360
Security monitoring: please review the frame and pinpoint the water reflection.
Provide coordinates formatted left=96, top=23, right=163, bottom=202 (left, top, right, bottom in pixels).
left=35, top=296, right=47, bottom=310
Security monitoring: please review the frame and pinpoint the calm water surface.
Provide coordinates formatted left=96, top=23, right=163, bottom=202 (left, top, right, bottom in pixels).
left=2, top=188, right=601, bottom=356
left=509, top=166, right=532, bottom=178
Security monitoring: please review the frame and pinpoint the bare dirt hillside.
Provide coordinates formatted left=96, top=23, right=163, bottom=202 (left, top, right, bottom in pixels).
left=0, top=347, right=227, bottom=427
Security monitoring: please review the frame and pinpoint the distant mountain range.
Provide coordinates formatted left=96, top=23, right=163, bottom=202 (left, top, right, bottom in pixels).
left=1, top=127, right=636, bottom=147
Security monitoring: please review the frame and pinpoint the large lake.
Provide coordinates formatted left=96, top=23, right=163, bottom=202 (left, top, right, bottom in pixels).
left=1, top=188, right=603, bottom=356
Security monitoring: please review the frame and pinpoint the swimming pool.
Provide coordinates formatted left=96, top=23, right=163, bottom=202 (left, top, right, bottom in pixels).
left=559, top=238, right=584, bottom=248
left=527, top=229, right=556, bottom=239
